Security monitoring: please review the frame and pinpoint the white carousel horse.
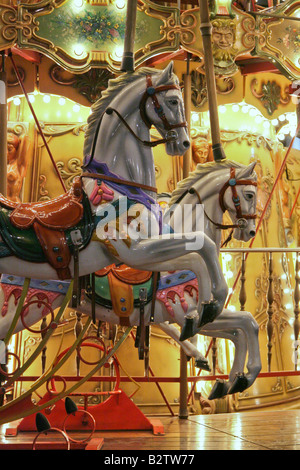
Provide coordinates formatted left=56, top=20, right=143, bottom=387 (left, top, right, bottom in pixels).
left=0, top=62, right=227, bottom=328
left=0, top=159, right=261, bottom=399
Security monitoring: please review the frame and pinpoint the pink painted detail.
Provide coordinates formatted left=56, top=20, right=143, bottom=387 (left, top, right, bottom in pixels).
left=1, top=285, right=61, bottom=318
left=2, top=286, right=22, bottom=317
left=90, top=180, right=114, bottom=206
left=156, top=278, right=199, bottom=318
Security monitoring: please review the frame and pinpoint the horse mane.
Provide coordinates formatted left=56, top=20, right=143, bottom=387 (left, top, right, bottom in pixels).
left=169, top=159, right=255, bottom=206
left=83, top=67, right=177, bottom=157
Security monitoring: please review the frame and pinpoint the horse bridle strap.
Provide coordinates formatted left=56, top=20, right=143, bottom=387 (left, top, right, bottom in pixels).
left=219, top=168, right=257, bottom=221
left=81, top=172, right=157, bottom=194
left=105, top=107, right=173, bottom=148
left=139, top=75, right=188, bottom=131
left=189, top=167, right=257, bottom=230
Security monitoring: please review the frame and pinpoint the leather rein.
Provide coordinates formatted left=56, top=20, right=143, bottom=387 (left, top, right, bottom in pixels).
left=104, top=75, right=187, bottom=149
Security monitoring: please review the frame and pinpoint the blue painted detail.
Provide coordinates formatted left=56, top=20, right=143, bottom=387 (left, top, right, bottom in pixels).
left=1, top=274, right=71, bottom=294
left=158, top=270, right=197, bottom=291
left=147, top=87, right=156, bottom=95
left=229, top=178, right=236, bottom=186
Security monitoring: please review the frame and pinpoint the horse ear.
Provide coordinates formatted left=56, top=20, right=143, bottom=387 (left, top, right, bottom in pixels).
left=237, top=161, right=257, bottom=180
left=156, top=62, right=174, bottom=85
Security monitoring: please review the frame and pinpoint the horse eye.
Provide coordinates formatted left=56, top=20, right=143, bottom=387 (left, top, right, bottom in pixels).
left=245, top=193, right=253, bottom=200
left=169, top=99, right=178, bottom=106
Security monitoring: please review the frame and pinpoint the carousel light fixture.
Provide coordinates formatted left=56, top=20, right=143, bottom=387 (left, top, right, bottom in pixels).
left=73, top=0, right=84, bottom=7
left=115, top=0, right=126, bottom=9
left=74, top=44, right=86, bottom=57
left=43, top=95, right=51, bottom=103
left=13, top=97, right=21, bottom=106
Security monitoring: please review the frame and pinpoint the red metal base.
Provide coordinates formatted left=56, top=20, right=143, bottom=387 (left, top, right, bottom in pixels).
left=16, top=389, right=164, bottom=435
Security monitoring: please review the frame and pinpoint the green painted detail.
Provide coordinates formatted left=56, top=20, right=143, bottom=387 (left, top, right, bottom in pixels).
left=92, top=273, right=154, bottom=308
left=37, top=2, right=161, bottom=61
left=0, top=207, right=45, bottom=262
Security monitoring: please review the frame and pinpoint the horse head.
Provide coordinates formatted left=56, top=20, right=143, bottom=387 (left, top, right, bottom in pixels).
left=219, top=161, right=257, bottom=242
left=140, top=62, right=190, bottom=156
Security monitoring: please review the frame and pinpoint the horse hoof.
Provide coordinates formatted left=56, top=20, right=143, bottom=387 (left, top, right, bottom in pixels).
left=228, top=373, right=248, bottom=395
left=208, top=379, right=229, bottom=400
left=179, top=318, right=196, bottom=341
left=198, top=301, right=220, bottom=328
left=195, top=358, right=211, bottom=372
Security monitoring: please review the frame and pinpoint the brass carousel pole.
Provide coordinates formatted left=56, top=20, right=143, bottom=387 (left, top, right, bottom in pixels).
left=0, top=52, right=7, bottom=196
left=199, top=0, right=226, bottom=161
left=121, top=0, right=137, bottom=72
left=179, top=52, right=192, bottom=420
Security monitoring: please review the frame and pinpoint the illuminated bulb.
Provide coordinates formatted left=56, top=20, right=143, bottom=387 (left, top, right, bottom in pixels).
left=279, top=114, right=286, bottom=122
left=223, top=254, right=232, bottom=262
left=59, top=97, right=66, bottom=106
left=13, top=97, right=21, bottom=106
left=219, top=106, right=226, bottom=114
left=43, top=95, right=51, bottom=103
left=278, top=133, right=285, bottom=141
left=73, top=104, right=80, bottom=112
left=191, top=113, right=199, bottom=122
left=249, top=108, right=258, bottom=117
left=281, top=273, right=287, bottom=280
left=263, top=120, right=270, bottom=129
left=286, top=303, right=292, bottom=310
left=255, top=115, right=263, bottom=124
left=242, top=106, right=249, bottom=113
left=28, top=95, right=35, bottom=103
left=226, top=270, right=233, bottom=279
left=232, top=104, right=239, bottom=112
left=115, top=0, right=125, bottom=8
left=228, top=305, right=236, bottom=312
left=74, top=0, right=83, bottom=7
left=74, top=44, right=85, bottom=57
left=271, top=119, right=278, bottom=126
left=114, top=46, right=124, bottom=59
left=284, top=288, right=291, bottom=294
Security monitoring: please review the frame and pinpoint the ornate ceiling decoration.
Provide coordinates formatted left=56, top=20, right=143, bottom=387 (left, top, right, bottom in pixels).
left=0, top=0, right=299, bottom=79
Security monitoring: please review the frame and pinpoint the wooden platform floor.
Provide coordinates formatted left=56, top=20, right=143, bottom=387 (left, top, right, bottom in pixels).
left=1, top=409, right=300, bottom=450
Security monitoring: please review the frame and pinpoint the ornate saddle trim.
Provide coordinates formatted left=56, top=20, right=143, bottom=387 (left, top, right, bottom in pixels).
left=0, top=179, right=94, bottom=280
left=9, top=178, right=83, bottom=230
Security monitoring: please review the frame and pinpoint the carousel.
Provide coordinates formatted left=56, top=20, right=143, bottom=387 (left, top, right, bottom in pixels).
left=0, top=0, right=298, bottom=452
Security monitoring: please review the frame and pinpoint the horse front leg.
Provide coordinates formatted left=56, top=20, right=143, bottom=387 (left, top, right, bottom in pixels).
left=159, top=322, right=210, bottom=371
left=200, top=310, right=261, bottom=399
left=111, top=233, right=228, bottom=331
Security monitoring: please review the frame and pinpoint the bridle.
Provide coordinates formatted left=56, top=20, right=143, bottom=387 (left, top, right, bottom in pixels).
left=102, top=75, right=187, bottom=149
left=139, top=75, right=187, bottom=137
left=184, top=167, right=257, bottom=233
left=84, top=74, right=188, bottom=194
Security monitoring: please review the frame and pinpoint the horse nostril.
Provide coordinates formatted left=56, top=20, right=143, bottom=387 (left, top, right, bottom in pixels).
left=250, top=230, right=256, bottom=237
left=183, top=141, right=190, bottom=149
